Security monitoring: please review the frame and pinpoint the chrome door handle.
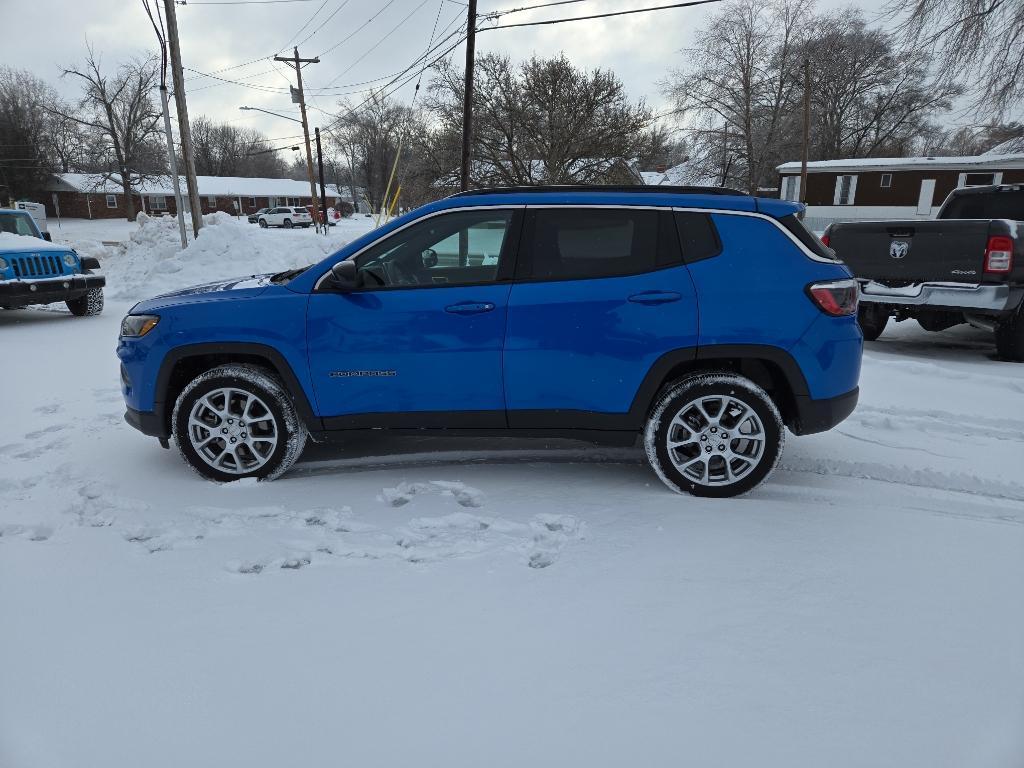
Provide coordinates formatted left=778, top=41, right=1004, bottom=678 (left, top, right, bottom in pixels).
left=628, top=291, right=682, bottom=305
left=445, top=301, right=496, bottom=315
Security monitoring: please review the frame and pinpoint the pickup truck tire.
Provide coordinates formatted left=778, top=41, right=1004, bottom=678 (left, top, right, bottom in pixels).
left=857, top=304, right=888, bottom=341
left=172, top=364, right=308, bottom=482
left=644, top=373, right=783, bottom=498
left=995, top=307, right=1024, bottom=362
left=66, top=288, right=104, bottom=317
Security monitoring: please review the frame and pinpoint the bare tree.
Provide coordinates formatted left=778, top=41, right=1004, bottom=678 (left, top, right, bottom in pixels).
left=0, top=67, right=60, bottom=202
left=330, top=91, right=423, bottom=211
left=428, top=53, right=652, bottom=186
left=56, top=46, right=165, bottom=219
left=886, top=0, right=1024, bottom=116
left=190, top=116, right=289, bottom=177
left=802, top=8, right=961, bottom=159
left=663, top=0, right=810, bottom=192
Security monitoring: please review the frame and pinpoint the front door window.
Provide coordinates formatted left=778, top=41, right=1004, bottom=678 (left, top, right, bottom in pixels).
left=354, top=209, right=515, bottom=289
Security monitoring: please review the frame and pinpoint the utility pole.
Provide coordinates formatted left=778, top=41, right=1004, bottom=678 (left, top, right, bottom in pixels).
left=459, top=0, right=477, bottom=192
left=163, top=0, right=202, bottom=236
left=315, top=127, right=328, bottom=233
left=799, top=57, right=811, bottom=219
left=275, top=48, right=321, bottom=232
left=159, top=85, right=188, bottom=249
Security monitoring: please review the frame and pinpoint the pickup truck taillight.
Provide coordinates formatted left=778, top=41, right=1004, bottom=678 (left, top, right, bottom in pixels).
left=807, top=279, right=858, bottom=317
left=984, top=235, right=1013, bottom=273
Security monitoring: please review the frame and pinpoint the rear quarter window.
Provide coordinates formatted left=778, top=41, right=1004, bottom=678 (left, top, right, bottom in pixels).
left=673, top=211, right=721, bottom=264
left=779, top=214, right=837, bottom=261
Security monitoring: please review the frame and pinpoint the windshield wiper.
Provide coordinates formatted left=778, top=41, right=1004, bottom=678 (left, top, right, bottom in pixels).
left=270, top=266, right=309, bottom=284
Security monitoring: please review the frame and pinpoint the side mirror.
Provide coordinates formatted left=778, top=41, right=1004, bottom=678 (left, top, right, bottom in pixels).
left=41, top=231, right=52, bottom=242
left=420, top=248, right=438, bottom=268
left=328, top=260, right=358, bottom=292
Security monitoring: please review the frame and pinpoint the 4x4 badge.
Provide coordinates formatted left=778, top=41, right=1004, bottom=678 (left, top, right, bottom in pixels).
left=889, top=240, right=909, bottom=259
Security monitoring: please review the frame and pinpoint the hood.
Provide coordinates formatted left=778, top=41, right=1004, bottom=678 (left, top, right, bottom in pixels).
left=0, top=232, right=74, bottom=255
left=132, top=273, right=276, bottom=312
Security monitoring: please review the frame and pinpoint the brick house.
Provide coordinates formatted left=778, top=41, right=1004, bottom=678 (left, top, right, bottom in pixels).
left=776, top=153, right=1024, bottom=232
left=43, top=173, right=348, bottom=220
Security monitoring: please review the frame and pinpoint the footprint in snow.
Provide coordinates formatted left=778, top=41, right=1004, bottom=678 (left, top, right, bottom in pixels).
left=379, top=480, right=486, bottom=509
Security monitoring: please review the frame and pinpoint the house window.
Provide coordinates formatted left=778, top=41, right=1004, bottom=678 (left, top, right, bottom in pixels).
left=780, top=175, right=801, bottom=201
left=207, top=196, right=217, bottom=207
left=834, top=175, right=858, bottom=205
left=150, top=195, right=167, bottom=210
left=249, top=197, right=257, bottom=208
left=962, top=172, right=996, bottom=187
left=880, top=173, right=892, bottom=188
left=105, top=194, right=117, bottom=209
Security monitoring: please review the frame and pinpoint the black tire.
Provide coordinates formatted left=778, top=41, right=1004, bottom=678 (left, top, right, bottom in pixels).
left=259, top=219, right=268, bottom=228
left=995, top=305, right=1024, bottom=362
left=644, top=373, right=784, bottom=498
left=66, top=287, right=104, bottom=317
left=857, top=304, right=889, bottom=341
left=171, top=364, right=307, bottom=482
left=283, top=218, right=293, bottom=229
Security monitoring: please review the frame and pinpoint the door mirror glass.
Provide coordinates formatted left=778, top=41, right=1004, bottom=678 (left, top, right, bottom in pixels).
left=328, top=260, right=358, bottom=292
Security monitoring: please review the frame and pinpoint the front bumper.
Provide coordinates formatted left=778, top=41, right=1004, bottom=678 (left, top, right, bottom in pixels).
left=790, top=387, right=859, bottom=436
left=0, top=274, right=105, bottom=306
left=858, top=280, right=1023, bottom=314
left=125, top=407, right=168, bottom=439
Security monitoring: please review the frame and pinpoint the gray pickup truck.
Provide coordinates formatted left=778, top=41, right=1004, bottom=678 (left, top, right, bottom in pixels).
left=824, top=184, right=1023, bottom=360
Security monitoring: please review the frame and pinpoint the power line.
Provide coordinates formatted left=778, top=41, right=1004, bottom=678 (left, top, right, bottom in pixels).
left=293, top=0, right=354, bottom=49
left=325, top=0, right=433, bottom=84
left=483, top=0, right=724, bottom=30
left=486, top=0, right=590, bottom=18
left=178, top=0, right=319, bottom=5
left=277, top=0, right=330, bottom=52
left=314, top=0, right=399, bottom=57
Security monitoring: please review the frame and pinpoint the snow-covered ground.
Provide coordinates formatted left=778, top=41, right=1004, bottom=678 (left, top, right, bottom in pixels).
left=2, top=217, right=1023, bottom=767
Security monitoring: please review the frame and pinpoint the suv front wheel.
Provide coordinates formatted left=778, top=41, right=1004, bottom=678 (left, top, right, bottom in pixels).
left=172, top=364, right=307, bottom=482
left=644, top=373, right=784, bottom=498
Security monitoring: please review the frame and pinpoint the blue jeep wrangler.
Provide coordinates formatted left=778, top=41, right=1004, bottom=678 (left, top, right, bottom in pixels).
left=118, top=187, right=861, bottom=497
left=0, top=209, right=105, bottom=315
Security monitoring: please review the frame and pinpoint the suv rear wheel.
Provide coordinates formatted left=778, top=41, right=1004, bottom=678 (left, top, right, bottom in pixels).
left=172, top=364, right=307, bottom=482
left=644, top=373, right=784, bottom=498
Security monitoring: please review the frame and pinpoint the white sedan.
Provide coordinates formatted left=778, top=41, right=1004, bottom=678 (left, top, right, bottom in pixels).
left=257, top=206, right=313, bottom=229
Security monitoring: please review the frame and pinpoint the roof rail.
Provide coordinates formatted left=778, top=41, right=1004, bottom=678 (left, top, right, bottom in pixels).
left=450, top=184, right=749, bottom=198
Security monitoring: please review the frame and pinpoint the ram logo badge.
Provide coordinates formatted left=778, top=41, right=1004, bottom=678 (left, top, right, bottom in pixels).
left=889, top=240, right=910, bottom=259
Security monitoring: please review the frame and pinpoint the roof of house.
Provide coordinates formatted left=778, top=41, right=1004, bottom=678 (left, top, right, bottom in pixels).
left=47, top=172, right=346, bottom=198
left=777, top=153, right=1024, bottom=174
left=983, top=136, right=1024, bottom=155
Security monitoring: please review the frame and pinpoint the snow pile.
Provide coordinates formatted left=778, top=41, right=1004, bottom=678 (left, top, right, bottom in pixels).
left=103, top=211, right=362, bottom=301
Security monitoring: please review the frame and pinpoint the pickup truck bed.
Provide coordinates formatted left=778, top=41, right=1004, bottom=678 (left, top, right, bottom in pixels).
left=825, top=184, right=1024, bottom=360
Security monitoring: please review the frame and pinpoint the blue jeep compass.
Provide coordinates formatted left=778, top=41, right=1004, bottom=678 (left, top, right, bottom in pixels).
left=118, top=186, right=862, bottom=497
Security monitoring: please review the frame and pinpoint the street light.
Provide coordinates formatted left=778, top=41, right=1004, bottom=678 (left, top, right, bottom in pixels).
left=238, top=105, right=302, bottom=124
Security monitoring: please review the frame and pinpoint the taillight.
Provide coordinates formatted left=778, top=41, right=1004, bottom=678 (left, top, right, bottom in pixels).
left=820, top=232, right=830, bottom=248
left=807, top=279, right=858, bottom=316
left=984, top=235, right=1013, bottom=273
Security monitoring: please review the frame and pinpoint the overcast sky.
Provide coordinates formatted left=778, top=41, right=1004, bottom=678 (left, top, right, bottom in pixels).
left=14, top=0, right=901, bottom=143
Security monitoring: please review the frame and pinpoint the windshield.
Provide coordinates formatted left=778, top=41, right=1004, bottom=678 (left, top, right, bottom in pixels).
left=0, top=212, right=40, bottom=238
left=940, top=189, right=1024, bottom=220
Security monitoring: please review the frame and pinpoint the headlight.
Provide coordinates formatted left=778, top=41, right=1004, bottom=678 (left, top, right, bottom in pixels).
left=120, top=314, right=160, bottom=338
left=63, top=253, right=77, bottom=267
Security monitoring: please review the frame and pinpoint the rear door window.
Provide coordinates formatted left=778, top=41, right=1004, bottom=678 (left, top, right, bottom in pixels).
left=520, top=208, right=678, bottom=281
left=940, top=190, right=1024, bottom=220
